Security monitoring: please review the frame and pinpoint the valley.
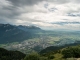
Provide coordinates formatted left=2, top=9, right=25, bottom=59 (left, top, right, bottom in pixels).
left=0, top=24, right=80, bottom=54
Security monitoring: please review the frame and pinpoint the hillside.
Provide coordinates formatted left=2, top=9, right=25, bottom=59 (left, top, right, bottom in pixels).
left=0, top=24, right=31, bottom=44
left=0, top=48, right=25, bottom=60
left=22, top=45, right=80, bottom=60
left=0, top=24, right=42, bottom=44
left=39, top=45, right=80, bottom=60
left=1, top=43, right=80, bottom=60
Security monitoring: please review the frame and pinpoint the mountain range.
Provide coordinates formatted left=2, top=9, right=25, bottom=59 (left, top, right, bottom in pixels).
left=0, top=24, right=42, bottom=44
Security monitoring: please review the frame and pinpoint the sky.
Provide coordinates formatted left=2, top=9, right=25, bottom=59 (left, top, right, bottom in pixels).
left=0, top=0, right=80, bottom=30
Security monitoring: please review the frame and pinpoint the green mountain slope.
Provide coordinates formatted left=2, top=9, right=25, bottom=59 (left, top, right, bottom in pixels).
left=0, top=48, right=26, bottom=60
left=0, top=24, right=42, bottom=44
left=39, top=44, right=80, bottom=60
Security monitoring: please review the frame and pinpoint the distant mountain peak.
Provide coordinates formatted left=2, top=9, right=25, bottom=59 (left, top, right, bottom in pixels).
left=18, top=25, right=41, bottom=30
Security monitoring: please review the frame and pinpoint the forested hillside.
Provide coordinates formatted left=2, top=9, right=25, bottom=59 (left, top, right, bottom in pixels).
left=39, top=45, right=80, bottom=60
left=23, top=45, right=80, bottom=60
left=0, top=48, right=25, bottom=60
left=1, top=45, right=80, bottom=60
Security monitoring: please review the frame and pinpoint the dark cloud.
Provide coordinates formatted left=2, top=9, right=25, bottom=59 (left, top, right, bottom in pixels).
left=0, top=0, right=44, bottom=20
left=7, top=0, right=44, bottom=6
left=72, top=0, right=80, bottom=3
left=7, top=0, right=80, bottom=7
left=0, top=0, right=26, bottom=21
left=0, top=0, right=45, bottom=25
left=1, top=7, right=19, bottom=18
left=48, top=0, right=80, bottom=4
left=47, top=0, right=69, bottom=4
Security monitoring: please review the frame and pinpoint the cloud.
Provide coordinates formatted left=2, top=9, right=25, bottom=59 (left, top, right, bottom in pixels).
left=7, top=0, right=45, bottom=6
left=0, top=0, right=80, bottom=30
left=47, top=0, right=69, bottom=4
left=48, top=0, right=80, bottom=4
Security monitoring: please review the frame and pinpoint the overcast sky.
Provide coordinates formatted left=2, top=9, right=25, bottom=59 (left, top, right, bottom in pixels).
left=0, top=0, right=80, bottom=30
